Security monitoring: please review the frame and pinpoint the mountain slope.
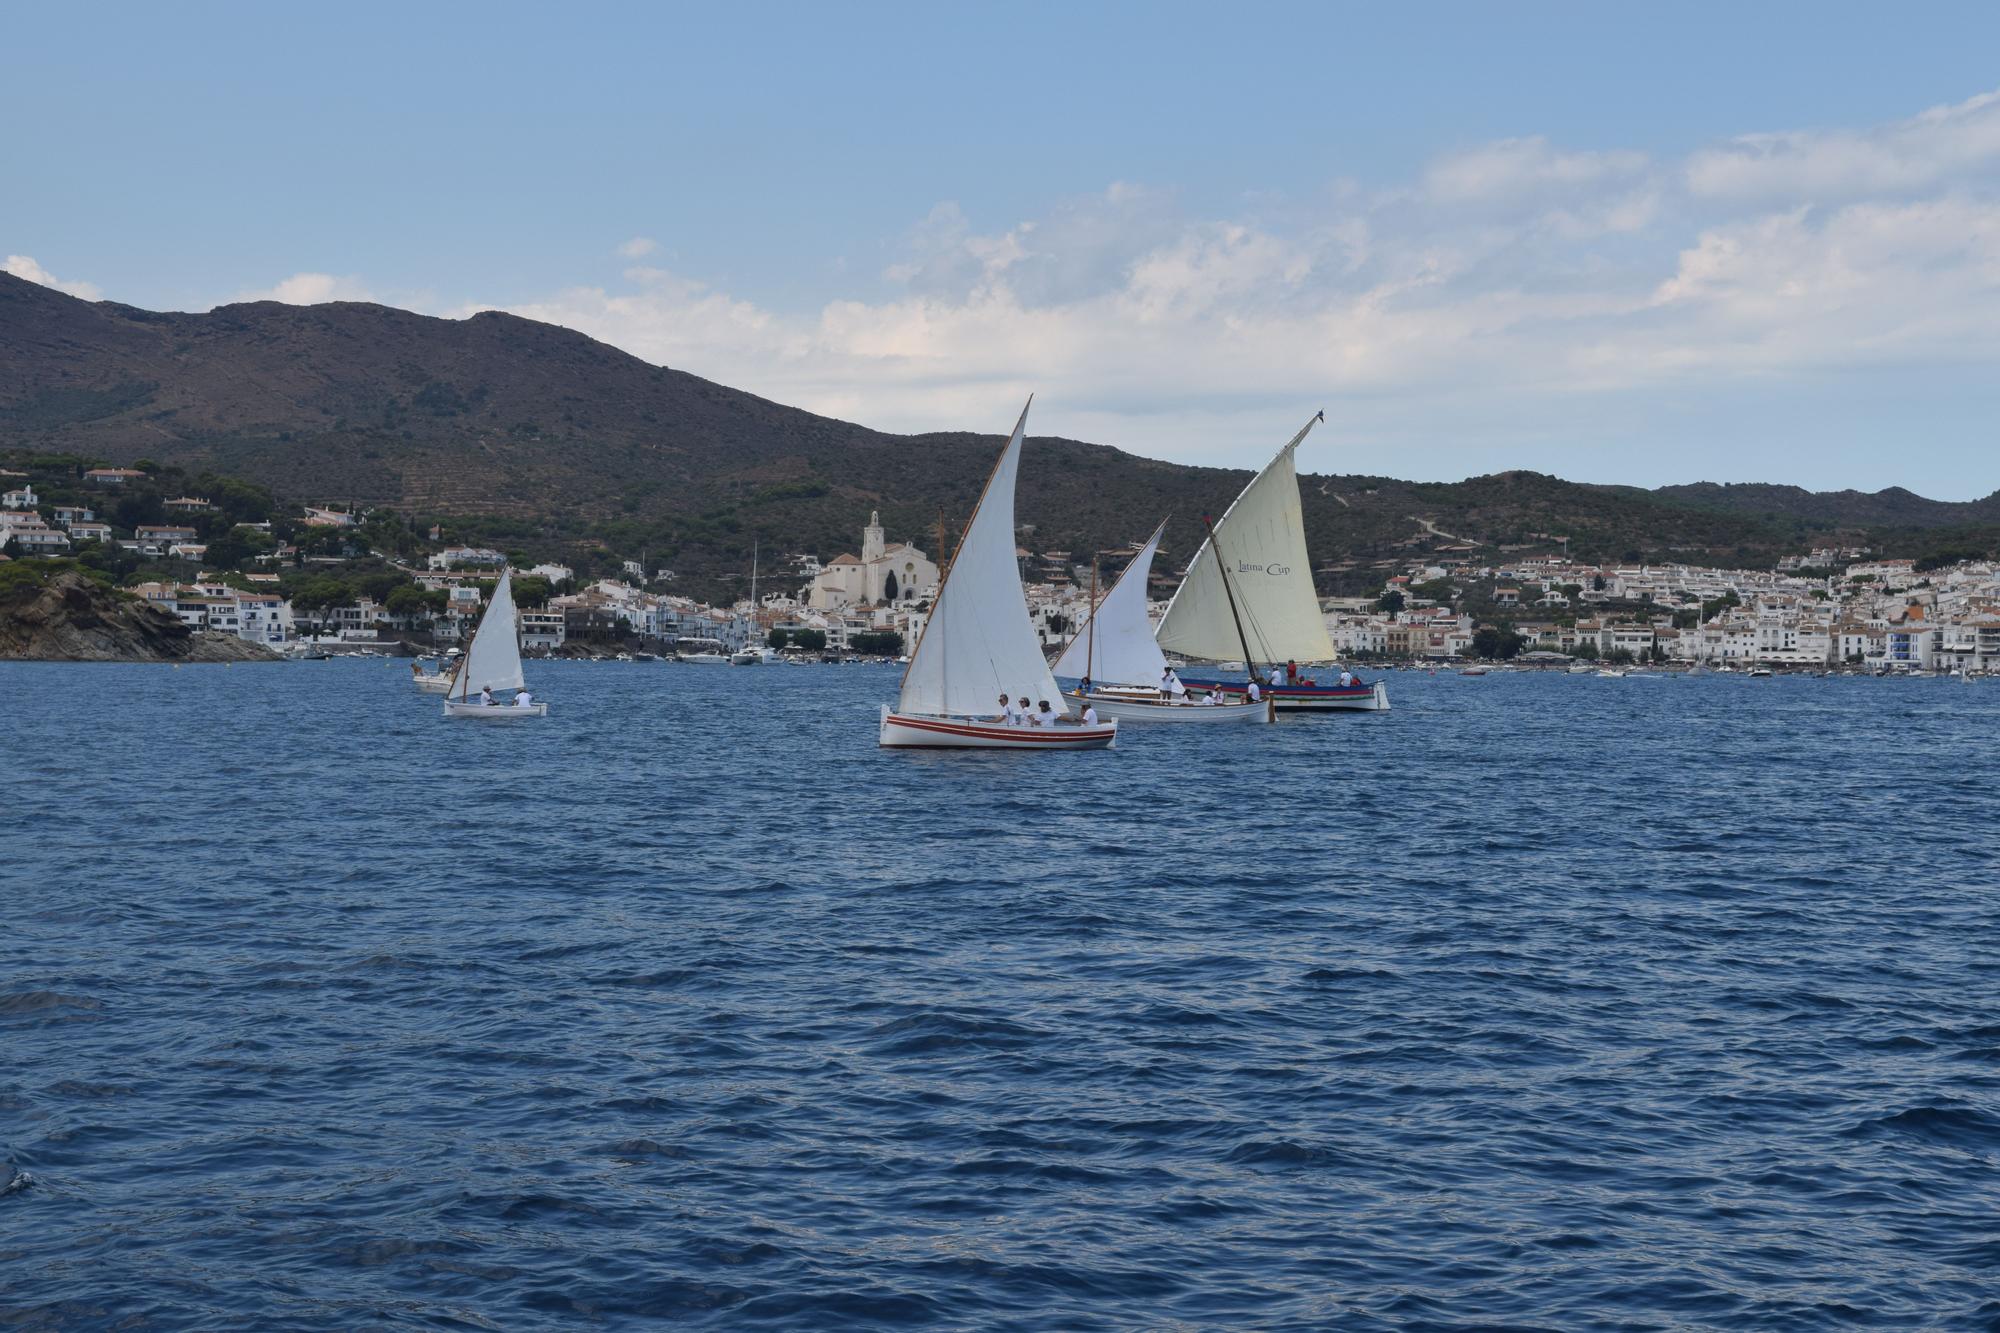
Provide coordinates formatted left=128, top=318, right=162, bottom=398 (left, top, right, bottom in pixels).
left=3, top=272, right=1992, bottom=592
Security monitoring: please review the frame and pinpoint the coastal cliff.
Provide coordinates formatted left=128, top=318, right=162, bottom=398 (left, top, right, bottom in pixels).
left=0, top=568, right=276, bottom=662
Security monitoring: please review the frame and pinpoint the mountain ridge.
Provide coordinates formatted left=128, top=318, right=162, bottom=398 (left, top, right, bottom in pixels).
left=4, top=271, right=1995, bottom=592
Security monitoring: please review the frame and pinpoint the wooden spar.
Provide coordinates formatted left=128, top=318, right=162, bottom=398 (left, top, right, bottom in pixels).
left=1200, top=512, right=1261, bottom=686
left=1086, top=559, right=1097, bottom=684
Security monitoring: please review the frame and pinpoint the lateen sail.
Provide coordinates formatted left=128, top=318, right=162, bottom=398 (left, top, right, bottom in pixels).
left=451, top=569, right=527, bottom=699
left=1156, top=416, right=1336, bottom=665
left=897, top=401, right=1061, bottom=716
left=1052, top=519, right=1170, bottom=686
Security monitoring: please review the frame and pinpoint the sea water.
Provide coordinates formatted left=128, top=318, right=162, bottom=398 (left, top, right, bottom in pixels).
left=3, top=661, right=1997, bottom=1328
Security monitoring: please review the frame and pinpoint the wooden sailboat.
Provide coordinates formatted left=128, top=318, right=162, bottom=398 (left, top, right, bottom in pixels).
left=1157, top=413, right=1389, bottom=713
left=879, top=399, right=1117, bottom=750
left=1052, top=520, right=1265, bottom=724
left=443, top=570, right=549, bottom=718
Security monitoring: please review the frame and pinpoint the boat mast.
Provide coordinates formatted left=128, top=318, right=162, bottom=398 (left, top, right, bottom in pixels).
left=1086, top=558, right=1097, bottom=684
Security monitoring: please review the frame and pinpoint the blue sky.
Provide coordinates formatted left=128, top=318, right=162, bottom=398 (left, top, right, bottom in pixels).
left=5, top=1, right=2000, bottom=498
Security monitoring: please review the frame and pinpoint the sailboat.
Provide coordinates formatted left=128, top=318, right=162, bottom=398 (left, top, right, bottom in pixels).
left=879, top=399, right=1117, bottom=750
left=1052, top=520, right=1266, bottom=724
left=1156, top=413, right=1389, bottom=712
left=443, top=570, right=549, bottom=717
left=731, top=539, right=773, bottom=664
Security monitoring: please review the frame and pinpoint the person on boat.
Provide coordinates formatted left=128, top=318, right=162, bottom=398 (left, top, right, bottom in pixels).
left=1246, top=678, right=1262, bottom=703
left=1036, top=700, right=1058, bottom=726
left=478, top=686, right=496, bottom=706
left=1286, top=659, right=1299, bottom=683
left=514, top=688, right=535, bottom=708
left=1161, top=668, right=1187, bottom=700
left=1203, top=688, right=1222, bottom=706
left=1079, top=701, right=1099, bottom=727
left=1078, top=674, right=1093, bottom=696
left=1268, top=663, right=1284, bottom=687
left=1016, top=696, right=1034, bottom=726
left=411, top=661, right=424, bottom=678
left=1338, top=668, right=1354, bottom=688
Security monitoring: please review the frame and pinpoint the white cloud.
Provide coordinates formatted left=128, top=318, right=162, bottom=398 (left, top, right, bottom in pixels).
left=237, top=272, right=374, bottom=305
left=226, top=88, right=2000, bottom=480
left=3, top=254, right=102, bottom=300
left=1687, top=88, right=2000, bottom=200
left=616, top=236, right=659, bottom=259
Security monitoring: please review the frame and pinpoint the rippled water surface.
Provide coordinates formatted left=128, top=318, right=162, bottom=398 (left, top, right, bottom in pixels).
left=5, top=660, right=1999, bottom=1329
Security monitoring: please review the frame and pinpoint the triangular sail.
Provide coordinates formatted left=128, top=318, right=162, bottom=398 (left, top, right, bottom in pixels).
left=898, top=401, right=1062, bottom=716
left=1053, top=519, right=1170, bottom=686
left=451, top=569, right=527, bottom=699
left=1156, top=416, right=1336, bottom=666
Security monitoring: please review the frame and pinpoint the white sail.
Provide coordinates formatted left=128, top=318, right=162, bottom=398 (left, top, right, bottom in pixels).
left=1155, top=415, right=1337, bottom=666
left=1052, top=519, right=1169, bottom=686
left=450, top=569, right=527, bottom=699
left=897, top=400, right=1062, bottom=716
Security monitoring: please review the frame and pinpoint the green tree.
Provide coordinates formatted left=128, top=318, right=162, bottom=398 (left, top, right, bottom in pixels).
left=1375, top=589, right=1406, bottom=614
left=385, top=585, right=433, bottom=620
left=883, top=570, right=899, bottom=602
left=511, top=575, right=551, bottom=608
left=789, top=628, right=828, bottom=652
left=851, top=630, right=904, bottom=655
left=767, top=627, right=790, bottom=649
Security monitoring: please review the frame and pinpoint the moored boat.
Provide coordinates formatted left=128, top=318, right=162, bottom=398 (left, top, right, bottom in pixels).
left=880, top=399, right=1116, bottom=751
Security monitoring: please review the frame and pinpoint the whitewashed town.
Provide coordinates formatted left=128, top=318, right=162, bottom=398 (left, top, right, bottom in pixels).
left=6, top=470, right=1997, bottom=674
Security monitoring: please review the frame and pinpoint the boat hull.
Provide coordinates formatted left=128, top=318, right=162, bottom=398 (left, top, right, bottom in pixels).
left=878, top=706, right=1116, bottom=749
left=1180, top=679, right=1390, bottom=712
left=1063, top=690, right=1268, bottom=723
left=413, top=674, right=453, bottom=693
left=443, top=700, right=550, bottom=718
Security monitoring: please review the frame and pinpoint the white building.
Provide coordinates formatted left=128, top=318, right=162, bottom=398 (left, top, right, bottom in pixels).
left=804, top=512, right=940, bottom=610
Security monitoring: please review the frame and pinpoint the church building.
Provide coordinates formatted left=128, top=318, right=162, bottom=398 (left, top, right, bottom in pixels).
left=804, top=511, right=940, bottom=610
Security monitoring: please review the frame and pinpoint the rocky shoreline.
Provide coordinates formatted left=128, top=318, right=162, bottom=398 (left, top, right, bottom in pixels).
left=0, top=570, right=278, bottom=663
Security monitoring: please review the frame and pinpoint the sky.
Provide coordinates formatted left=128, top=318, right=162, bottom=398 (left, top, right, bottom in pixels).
left=5, top=1, right=2000, bottom=498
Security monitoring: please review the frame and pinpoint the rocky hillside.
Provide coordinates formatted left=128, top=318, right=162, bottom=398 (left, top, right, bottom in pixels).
left=0, top=565, right=275, bottom=662
left=5, top=271, right=1996, bottom=590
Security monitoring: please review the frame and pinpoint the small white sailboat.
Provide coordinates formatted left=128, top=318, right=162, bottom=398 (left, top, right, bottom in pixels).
left=880, top=399, right=1117, bottom=750
left=443, top=570, right=549, bottom=718
left=1156, top=413, right=1388, bottom=713
left=1054, top=520, right=1266, bottom=724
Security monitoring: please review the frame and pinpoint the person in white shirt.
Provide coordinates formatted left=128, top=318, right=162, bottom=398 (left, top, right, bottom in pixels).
left=479, top=686, right=496, bottom=706
left=514, top=688, right=535, bottom=708
left=1338, top=669, right=1354, bottom=688
left=1268, top=664, right=1283, bottom=687
left=992, top=694, right=1013, bottom=724
left=1035, top=700, right=1058, bottom=727
left=1016, top=696, right=1033, bottom=726
left=1080, top=702, right=1099, bottom=726
left=1246, top=679, right=1262, bottom=703
left=1203, top=688, right=1221, bottom=706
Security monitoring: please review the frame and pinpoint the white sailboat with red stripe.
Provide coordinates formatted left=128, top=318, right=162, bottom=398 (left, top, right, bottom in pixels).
left=879, top=399, right=1117, bottom=751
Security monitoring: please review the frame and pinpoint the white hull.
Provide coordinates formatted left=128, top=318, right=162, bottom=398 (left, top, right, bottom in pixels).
left=681, top=654, right=729, bottom=665
left=413, top=674, right=453, bottom=693
left=878, top=705, right=1116, bottom=750
left=444, top=700, right=550, bottom=718
left=1064, top=690, right=1268, bottom=724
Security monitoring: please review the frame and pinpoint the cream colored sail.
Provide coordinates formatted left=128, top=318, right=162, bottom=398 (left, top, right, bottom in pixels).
left=1156, top=415, right=1336, bottom=666
left=898, top=400, right=1062, bottom=716
left=450, top=569, right=527, bottom=699
left=1052, top=519, right=1169, bottom=686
